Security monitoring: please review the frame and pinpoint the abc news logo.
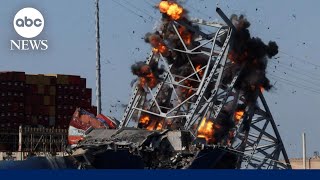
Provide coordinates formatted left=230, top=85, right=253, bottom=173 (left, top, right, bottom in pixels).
left=10, top=7, right=48, bottom=51
left=16, top=17, right=43, bottom=28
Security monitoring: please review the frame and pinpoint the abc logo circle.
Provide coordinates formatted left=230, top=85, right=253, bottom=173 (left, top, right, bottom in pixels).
left=13, top=7, right=44, bottom=39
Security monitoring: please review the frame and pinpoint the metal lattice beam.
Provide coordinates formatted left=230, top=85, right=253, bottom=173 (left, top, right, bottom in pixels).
left=230, top=92, right=291, bottom=169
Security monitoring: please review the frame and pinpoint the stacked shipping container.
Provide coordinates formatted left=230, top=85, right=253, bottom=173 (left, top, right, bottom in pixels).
left=25, top=74, right=57, bottom=127
left=0, top=72, right=96, bottom=129
left=54, top=74, right=97, bottom=129
left=0, top=72, right=25, bottom=129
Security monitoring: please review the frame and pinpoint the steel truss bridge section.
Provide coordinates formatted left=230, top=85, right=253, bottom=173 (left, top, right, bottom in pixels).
left=229, top=92, right=292, bottom=169
left=120, top=8, right=291, bottom=169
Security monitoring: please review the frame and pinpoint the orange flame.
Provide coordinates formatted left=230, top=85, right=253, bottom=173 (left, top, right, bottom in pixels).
left=196, top=65, right=204, bottom=77
left=139, top=77, right=147, bottom=87
left=260, top=86, right=265, bottom=93
left=139, top=115, right=164, bottom=131
left=146, top=122, right=156, bottom=131
left=146, top=72, right=158, bottom=88
left=159, top=1, right=184, bottom=20
left=197, top=117, right=214, bottom=143
left=139, top=72, right=158, bottom=89
left=140, top=115, right=156, bottom=130
left=156, top=121, right=163, bottom=130
left=140, top=115, right=150, bottom=125
left=181, top=80, right=194, bottom=98
left=178, top=26, right=192, bottom=45
left=235, top=111, right=244, bottom=122
left=153, top=43, right=168, bottom=54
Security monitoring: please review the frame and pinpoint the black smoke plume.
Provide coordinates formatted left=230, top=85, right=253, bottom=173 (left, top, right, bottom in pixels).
left=131, top=61, right=164, bottom=89
left=225, top=14, right=278, bottom=99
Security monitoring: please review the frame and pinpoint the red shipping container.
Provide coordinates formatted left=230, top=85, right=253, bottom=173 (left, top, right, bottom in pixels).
left=0, top=83, right=7, bottom=90
left=1, top=72, right=25, bottom=81
left=56, top=84, right=64, bottom=93
left=49, top=76, right=56, bottom=84
left=84, top=88, right=92, bottom=98
left=0, top=72, right=8, bottom=81
left=31, top=106, right=40, bottom=114
left=31, top=84, right=38, bottom=94
left=39, top=106, right=49, bottom=115
left=68, top=75, right=81, bottom=85
left=13, top=72, right=26, bottom=81
left=80, top=78, right=86, bottom=87
left=24, top=84, right=31, bottom=94
left=44, top=85, right=49, bottom=95
left=25, top=95, right=44, bottom=105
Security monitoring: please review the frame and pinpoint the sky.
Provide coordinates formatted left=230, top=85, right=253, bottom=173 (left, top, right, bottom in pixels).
left=0, top=0, right=319, bottom=159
